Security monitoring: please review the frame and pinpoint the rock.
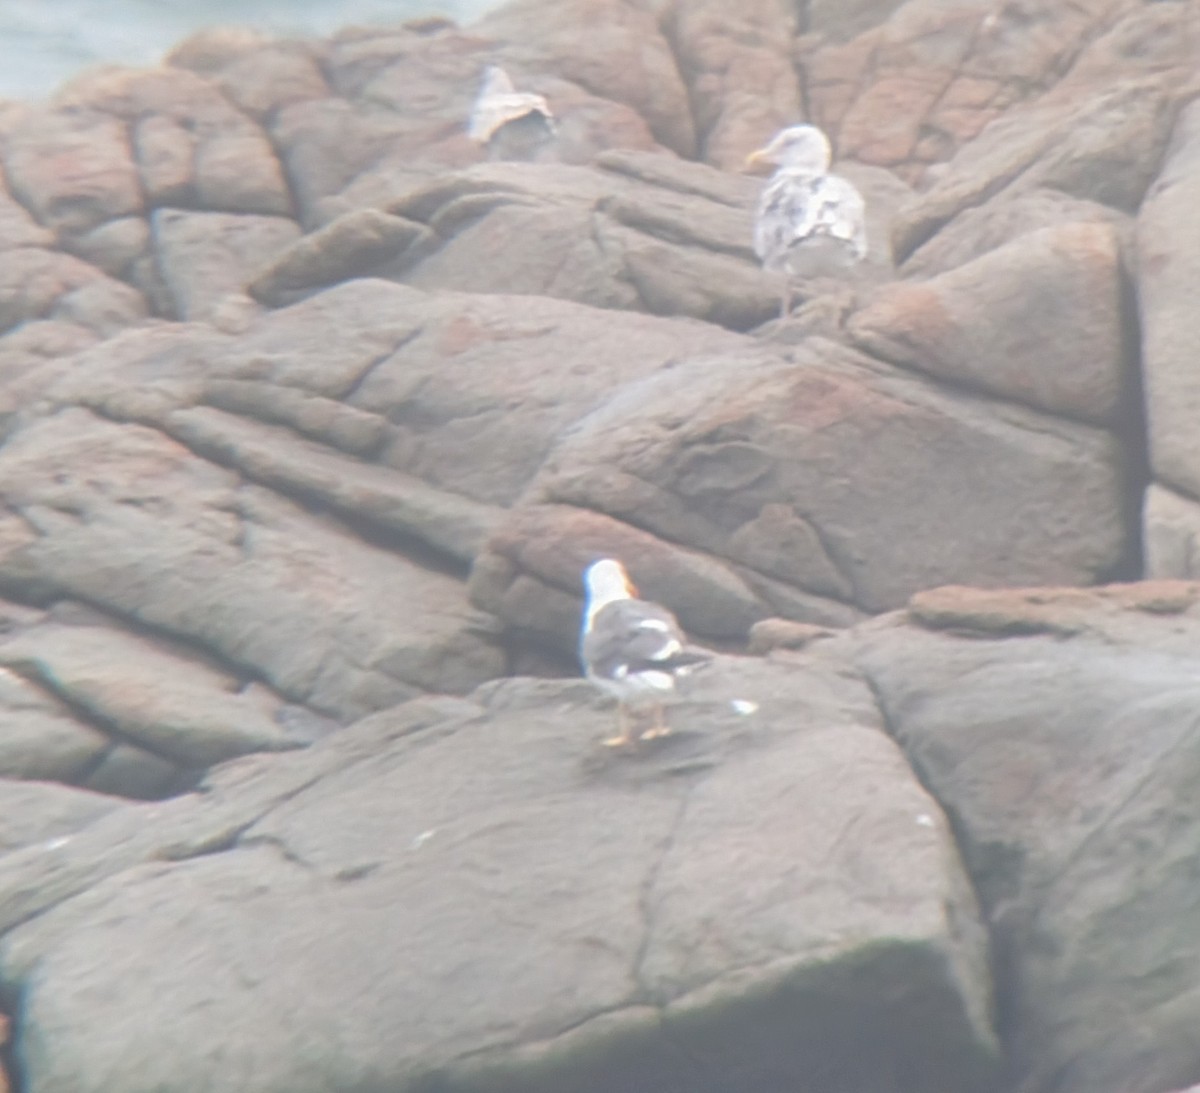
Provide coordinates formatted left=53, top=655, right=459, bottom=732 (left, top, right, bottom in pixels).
left=271, top=97, right=423, bottom=227
left=387, top=158, right=782, bottom=327
left=666, top=0, right=801, bottom=169
left=0, top=618, right=303, bottom=768
left=1143, top=483, right=1200, bottom=581
left=344, top=150, right=914, bottom=329
left=158, top=406, right=505, bottom=566
left=0, top=321, right=99, bottom=411
left=519, top=340, right=1129, bottom=621
left=813, top=2, right=1124, bottom=174
left=899, top=188, right=1131, bottom=279
left=164, top=26, right=276, bottom=74
left=58, top=66, right=293, bottom=219
left=0, top=248, right=143, bottom=337
left=0, top=168, right=55, bottom=249
left=273, top=27, right=664, bottom=229
left=904, top=581, right=1200, bottom=638
left=64, top=216, right=151, bottom=279
left=470, top=503, right=771, bottom=649
left=0, top=107, right=142, bottom=236
left=53, top=276, right=149, bottom=337
left=747, top=617, right=834, bottom=654
left=134, top=114, right=198, bottom=207
left=151, top=209, right=301, bottom=321
left=0, top=407, right=505, bottom=721
left=0, top=7, right=1195, bottom=1087
left=82, top=745, right=186, bottom=801
left=1137, top=98, right=1200, bottom=503
left=804, top=0, right=906, bottom=43
left=849, top=220, right=1130, bottom=424
left=0, top=657, right=998, bottom=1093
left=0, top=665, right=109, bottom=783
left=849, top=584, right=1200, bottom=1093
left=0, top=780, right=122, bottom=855
left=805, top=0, right=1197, bottom=186
left=211, top=281, right=746, bottom=508
left=206, top=43, right=331, bottom=121
left=894, top=77, right=1178, bottom=261
left=247, top=208, right=433, bottom=306
left=193, top=128, right=293, bottom=217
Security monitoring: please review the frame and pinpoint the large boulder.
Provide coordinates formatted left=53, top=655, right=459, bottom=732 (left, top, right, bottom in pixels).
left=849, top=582, right=1200, bottom=1093
left=0, top=655, right=998, bottom=1093
left=473, top=336, right=1131, bottom=648
left=849, top=220, right=1131, bottom=425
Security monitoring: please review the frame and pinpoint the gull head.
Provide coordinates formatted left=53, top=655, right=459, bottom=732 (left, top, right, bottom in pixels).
left=584, top=558, right=638, bottom=613
left=468, top=64, right=555, bottom=146
left=745, top=124, right=832, bottom=175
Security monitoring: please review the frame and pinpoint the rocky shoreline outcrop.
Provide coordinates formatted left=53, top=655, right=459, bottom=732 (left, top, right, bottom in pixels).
left=0, top=1, right=1198, bottom=1091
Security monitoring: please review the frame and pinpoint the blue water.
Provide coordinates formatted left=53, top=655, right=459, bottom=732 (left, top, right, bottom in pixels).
left=0, top=0, right=505, bottom=101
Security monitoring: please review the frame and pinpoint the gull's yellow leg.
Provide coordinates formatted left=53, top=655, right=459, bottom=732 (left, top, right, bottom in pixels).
left=639, top=703, right=671, bottom=741
left=603, top=703, right=636, bottom=747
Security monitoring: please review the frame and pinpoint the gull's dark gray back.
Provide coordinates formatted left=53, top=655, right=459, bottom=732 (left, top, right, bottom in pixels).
left=581, top=599, right=681, bottom=678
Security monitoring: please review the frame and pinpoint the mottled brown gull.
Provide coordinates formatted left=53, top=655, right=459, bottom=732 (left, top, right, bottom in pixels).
left=746, top=124, right=867, bottom=318
left=467, top=64, right=556, bottom=161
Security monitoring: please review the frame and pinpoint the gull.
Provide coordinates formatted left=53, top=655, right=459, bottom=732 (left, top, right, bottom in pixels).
left=467, top=64, right=556, bottom=161
left=580, top=558, right=709, bottom=747
left=745, top=124, right=867, bottom=318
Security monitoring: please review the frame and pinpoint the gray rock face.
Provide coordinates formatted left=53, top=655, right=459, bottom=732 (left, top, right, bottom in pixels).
left=0, top=406, right=504, bottom=721
left=473, top=338, right=1129, bottom=647
left=0, top=659, right=998, bottom=1093
left=848, top=584, right=1200, bottom=1093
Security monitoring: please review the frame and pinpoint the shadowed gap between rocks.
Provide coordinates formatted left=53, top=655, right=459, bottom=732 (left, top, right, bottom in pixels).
left=853, top=664, right=1007, bottom=1076
left=1099, top=254, right=1151, bottom=583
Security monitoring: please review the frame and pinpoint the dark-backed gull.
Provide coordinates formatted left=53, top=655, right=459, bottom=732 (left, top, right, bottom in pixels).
left=746, top=124, right=867, bottom=318
left=467, top=64, right=556, bottom=161
left=580, top=559, right=709, bottom=747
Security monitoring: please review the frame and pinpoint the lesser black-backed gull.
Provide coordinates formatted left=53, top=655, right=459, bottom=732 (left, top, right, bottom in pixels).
left=746, top=124, right=867, bottom=318
left=467, top=64, right=556, bottom=161
left=580, top=558, right=709, bottom=747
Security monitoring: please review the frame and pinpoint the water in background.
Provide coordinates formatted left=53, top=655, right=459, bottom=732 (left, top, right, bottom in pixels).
left=0, top=0, right=507, bottom=101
